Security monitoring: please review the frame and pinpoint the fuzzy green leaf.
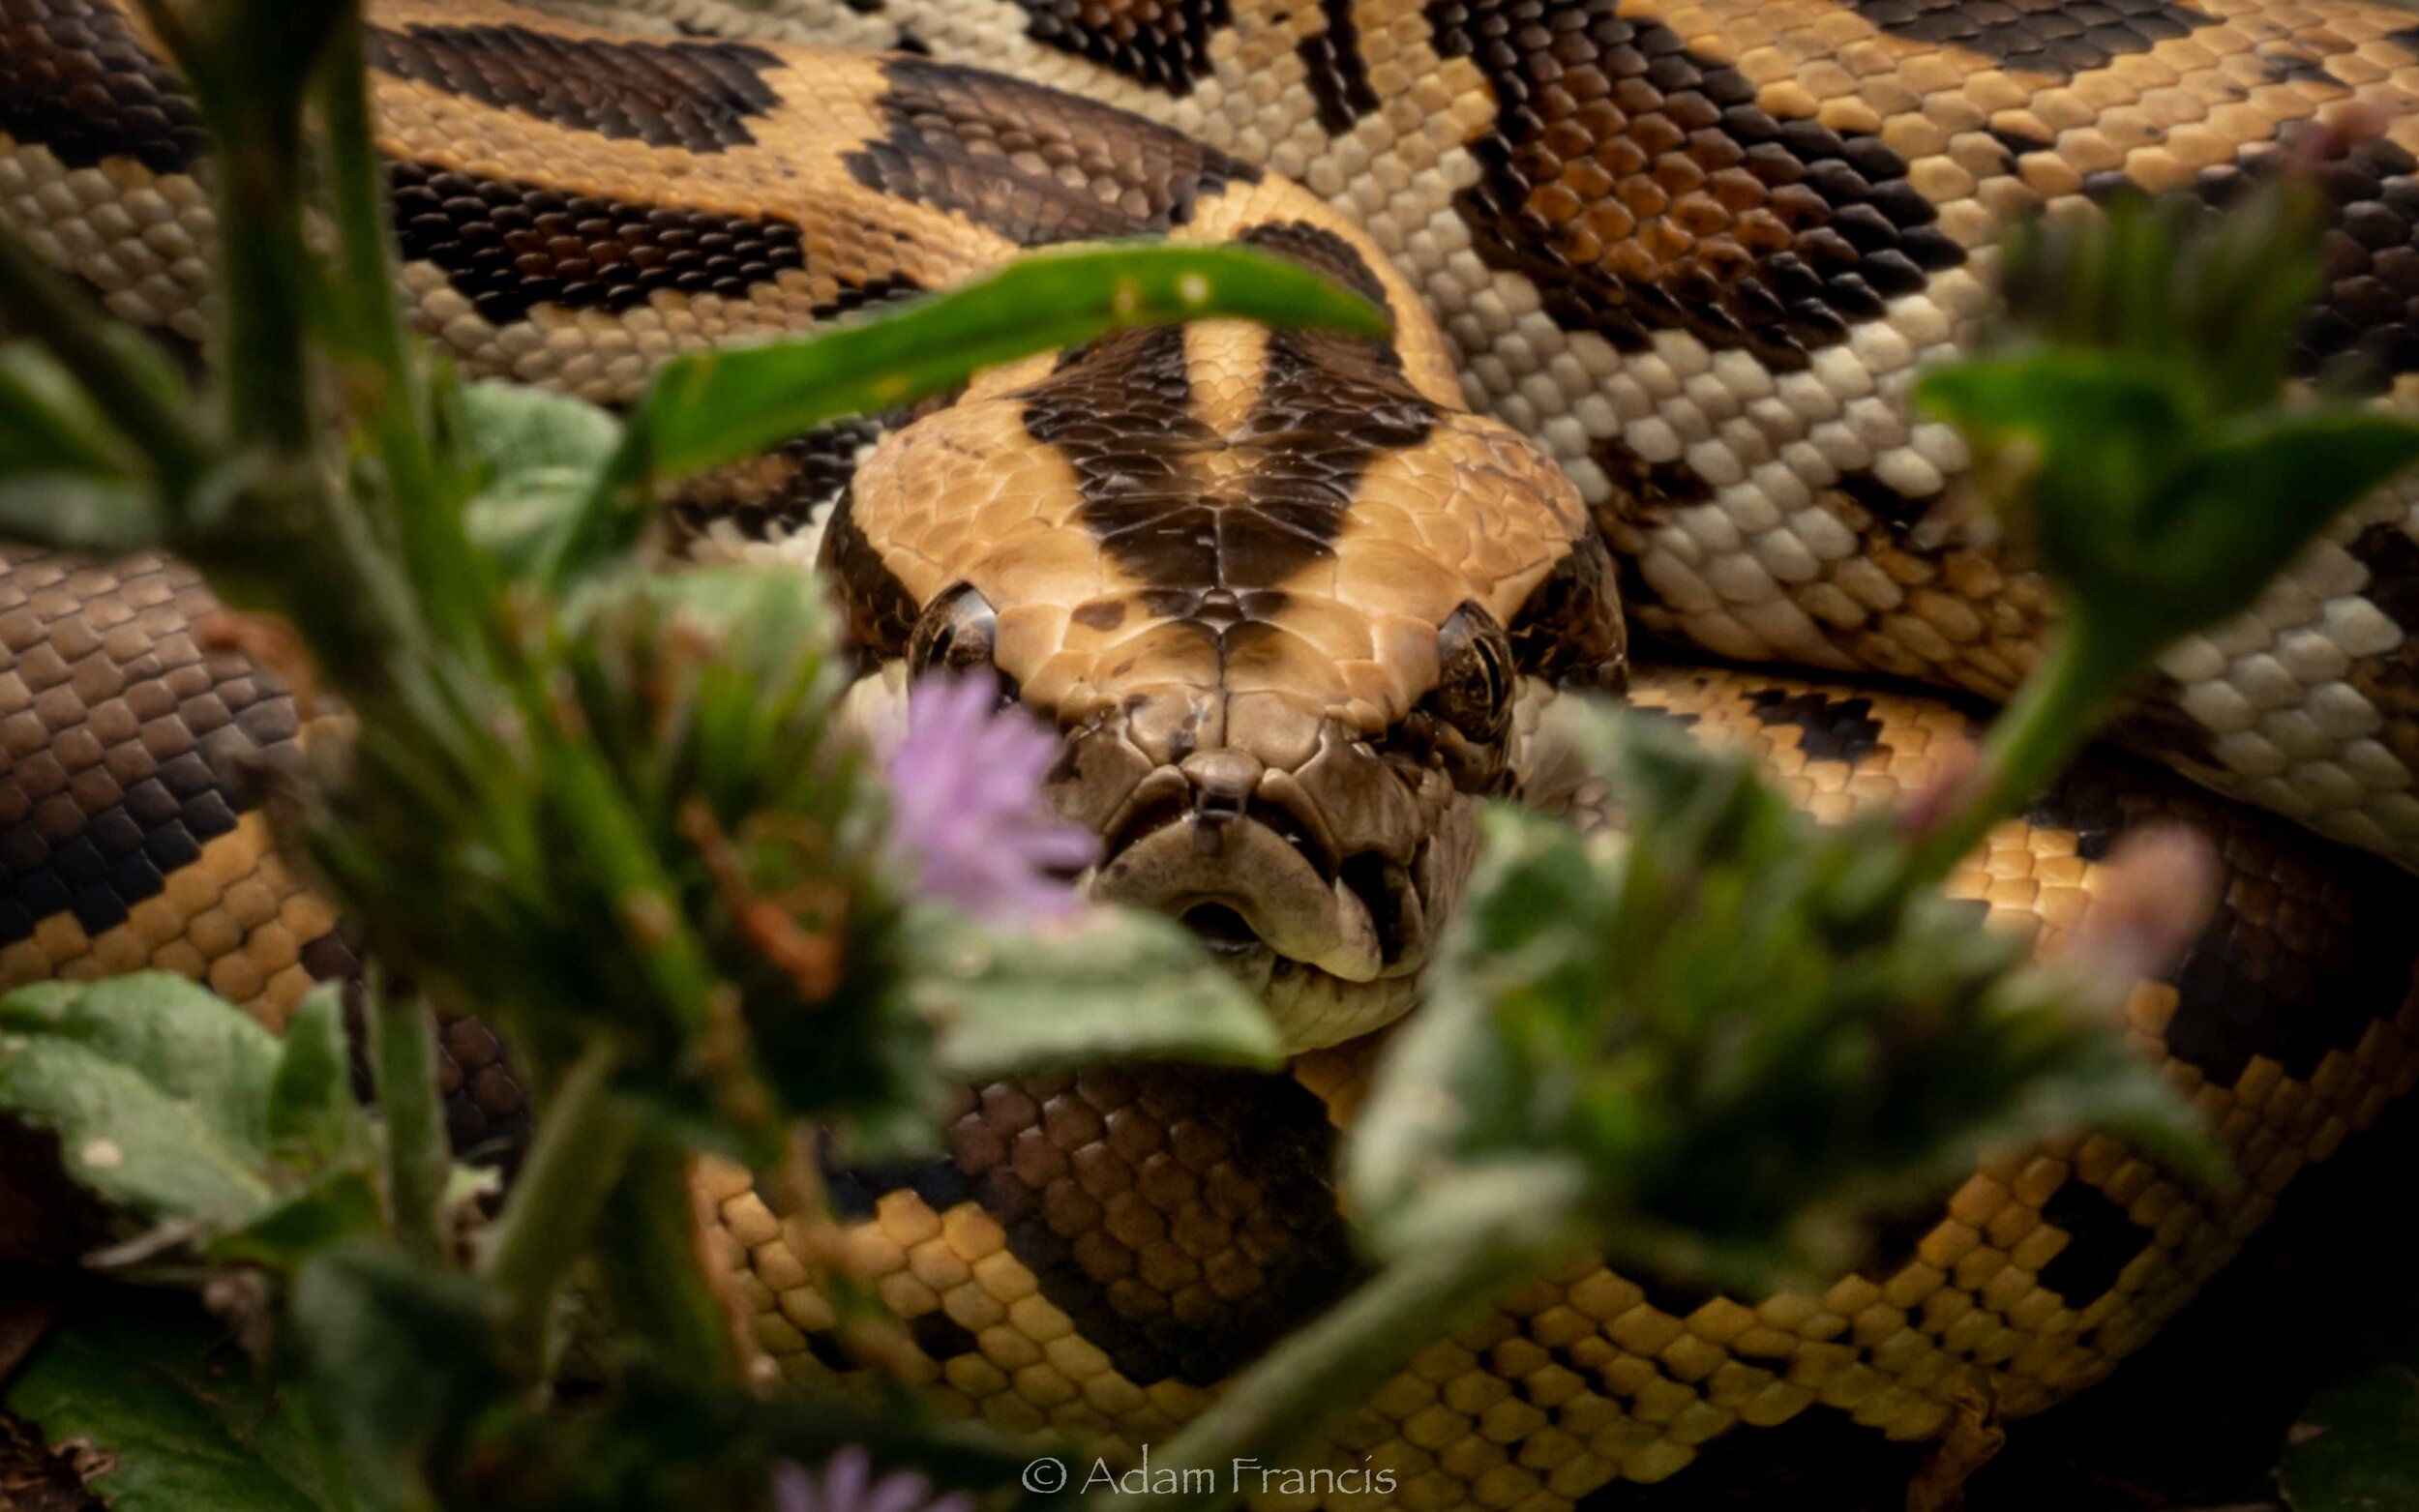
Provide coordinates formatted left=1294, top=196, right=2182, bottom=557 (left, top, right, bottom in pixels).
left=0, top=976, right=283, bottom=1226
left=4, top=1309, right=327, bottom=1512
left=455, top=380, right=625, bottom=578
left=2157, top=410, right=2419, bottom=610
left=635, top=242, right=1390, bottom=480
left=210, top=1167, right=384, bottom=1270
left=265, top=985, right=366, bottom=1168
left=2281, top=1363, right=2419, bottom=1512
left=1916, top=351, right=2194, bottom=566
left=0, top=475, right=171, bottom=553
left=0, top=342, right=154, bottom=479
left=289, top=1242, right=510, bottom=1512
left=1919, top=353, right=2419, bottom=661
left=1348, top=698, right=2217, bottom=1293
left=915, top=906, right=1285, bottom=1079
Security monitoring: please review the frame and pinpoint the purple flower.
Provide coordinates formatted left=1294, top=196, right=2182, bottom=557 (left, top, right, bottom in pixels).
left=771, top=1448, right=972, bottom=1512
left=883, top=672, right=1098, bottom=921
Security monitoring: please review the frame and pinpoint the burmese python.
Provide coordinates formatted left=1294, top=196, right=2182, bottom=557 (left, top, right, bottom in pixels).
left=6, top=0, right=2419, bottom=1504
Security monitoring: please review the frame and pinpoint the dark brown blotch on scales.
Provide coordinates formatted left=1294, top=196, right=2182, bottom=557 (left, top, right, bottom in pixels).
left=843, top=55, right=1259, bottom=246
left=1299, top=0, right=1381, bottom=134
left=817, top=489, right=925, bottom=665
left=0, top=0, right=205, bottom=174
left=365, top=22, right=786, bottom=151
left=384, top=162, right=809, bottom=326
left=1423, top=0, right=1963, bottom=370
left=2134, top=130, right=2419, bottom=393
left=1011, top=0, right=1233, bottom=93
left=1020, top=223, right=1433, bottom=598
left=1847, top=0, right=2213, bottom=74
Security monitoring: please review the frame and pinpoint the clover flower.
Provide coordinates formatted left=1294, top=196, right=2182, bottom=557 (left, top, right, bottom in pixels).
left=771, top=1448, right=972, bottom=1512
left=882, top=672, right=1098, bottom=921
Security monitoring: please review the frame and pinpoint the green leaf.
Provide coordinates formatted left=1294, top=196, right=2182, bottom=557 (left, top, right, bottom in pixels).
left=454, top=381, right=624, bottom=578
left=0, top=976, right=282, bottom=1226
left=635, top=242, right=1391, bottom=479
left=5, top=1308, right=328, bottom=1512
left=1916, top=350, right=2195, bottom=564
left=210, top=1167, right=384, bottom=1270
left=914, top=906, right=1285, bottom=1079
left=289, top=1242, right=510, bottom=1512
left=0, top=342, right=173, bottom=550
left=2156, top=409, right=2419, bottom=612
left=0, top=341, right=151, bottom=479
left=2281, top=1363, right=2419, bottom=1512
left=0, top=474, right=172, bottom=552
left=1342, top=800, right=1601, bottom=1259
left=266, top=985, right=366, bottom=1168
left=1344, top=697, right=2216, bottom=1294
left=1994, top=181, right=2327, bottom=418
left=1919, top=353, right=2419, bottom=668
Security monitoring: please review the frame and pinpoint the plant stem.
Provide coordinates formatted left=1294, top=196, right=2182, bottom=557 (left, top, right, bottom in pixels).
left=478, top=1042, right=635, bottom=1370
left=313, top=6, right=498, bottom=664
left=1086, top=1207, right=1578, bottom=1512
left=365, top=980, right=451, bottom=1265
left=591, top=1139, right=744, bottom=1382
left=1902, top=614, right=2141, bottom=886
left=0, top=225, right=210, bottom=489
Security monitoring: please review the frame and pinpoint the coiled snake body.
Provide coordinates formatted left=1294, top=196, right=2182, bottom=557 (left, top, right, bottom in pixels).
left=7, top=0, right=2419, bottom=1502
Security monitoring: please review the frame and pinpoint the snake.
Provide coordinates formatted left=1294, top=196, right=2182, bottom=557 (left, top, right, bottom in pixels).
left=6, top=0, right=2419, bottom=1504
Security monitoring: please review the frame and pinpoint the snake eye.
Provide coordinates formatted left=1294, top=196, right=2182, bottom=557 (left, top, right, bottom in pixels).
left=1434, top=602, right=1513, bottom=742
left=910, top=583, right=999, bottom=676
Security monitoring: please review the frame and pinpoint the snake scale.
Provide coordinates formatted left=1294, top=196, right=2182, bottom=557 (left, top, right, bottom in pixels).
left=7, top=0, right=2419, bottom=1504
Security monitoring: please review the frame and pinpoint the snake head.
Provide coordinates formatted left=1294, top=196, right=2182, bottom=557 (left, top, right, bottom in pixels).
left=821, top=228, right=1624, bottom=1051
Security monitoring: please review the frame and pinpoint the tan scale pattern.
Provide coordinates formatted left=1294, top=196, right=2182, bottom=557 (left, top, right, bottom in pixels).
left=560, top=0, right=2419, bottom=870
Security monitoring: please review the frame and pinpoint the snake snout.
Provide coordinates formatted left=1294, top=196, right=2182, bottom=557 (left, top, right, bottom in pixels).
left=1087, top=743, right=1430, bottom=987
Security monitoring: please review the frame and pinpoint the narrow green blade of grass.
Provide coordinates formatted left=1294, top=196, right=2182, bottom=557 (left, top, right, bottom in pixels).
left=635, top=242, right=1390, bottom=480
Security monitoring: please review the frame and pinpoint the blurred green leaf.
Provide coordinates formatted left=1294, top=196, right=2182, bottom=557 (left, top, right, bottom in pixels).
left=2281, top=1362, right=2419, bottom=1512
left=0, top=475, right=172, bottom=553
left=0, top=977, right=282, bottom=1227
left=635, top=242, right=1390, bottom=479
left=5, top=1308, right=328, bottom=1512
left=1995, top=184, right=2325, bottom=417
left=209, top=1168, right=383, bottom=1271
left=0, top=341, right=172, bottom=552
left=1920, top=353, right=2419, bottom=663
left=914, top=906, right=1285, bottom=1080
left=266, top=986, right=368, bottom=1170
left=289, top=1242, right=510, bottom=1512
left=1348, top=699, right=2217, bottom=1293
left=1904, top=177, right=2419, bottom=881
left=0, top=977, right=393, bottom=1254
left=2160, top=410, right=2419, bottom=608
left=454, top=381, right=624, bottom=579
left=0, top=343, right=150, bottom=478
left=1916, top=353, right=2193, bottom=547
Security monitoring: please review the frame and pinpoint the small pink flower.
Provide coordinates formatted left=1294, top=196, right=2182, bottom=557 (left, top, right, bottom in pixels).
left=771, top=1448, right=972, bottom=1512
left=883, top=672, right=1098, bottom=921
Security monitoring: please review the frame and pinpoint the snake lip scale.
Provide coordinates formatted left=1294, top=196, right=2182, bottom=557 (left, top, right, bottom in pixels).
left=8, top=0, right=2419, bottom=1502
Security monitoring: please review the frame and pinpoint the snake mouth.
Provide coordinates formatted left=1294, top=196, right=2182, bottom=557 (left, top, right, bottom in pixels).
left=1180, top=903, right=1267, bottom=959
left=1093, top=808, right=1417, bottom=984
left=1087, top=777, right=1468, bottom=1051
